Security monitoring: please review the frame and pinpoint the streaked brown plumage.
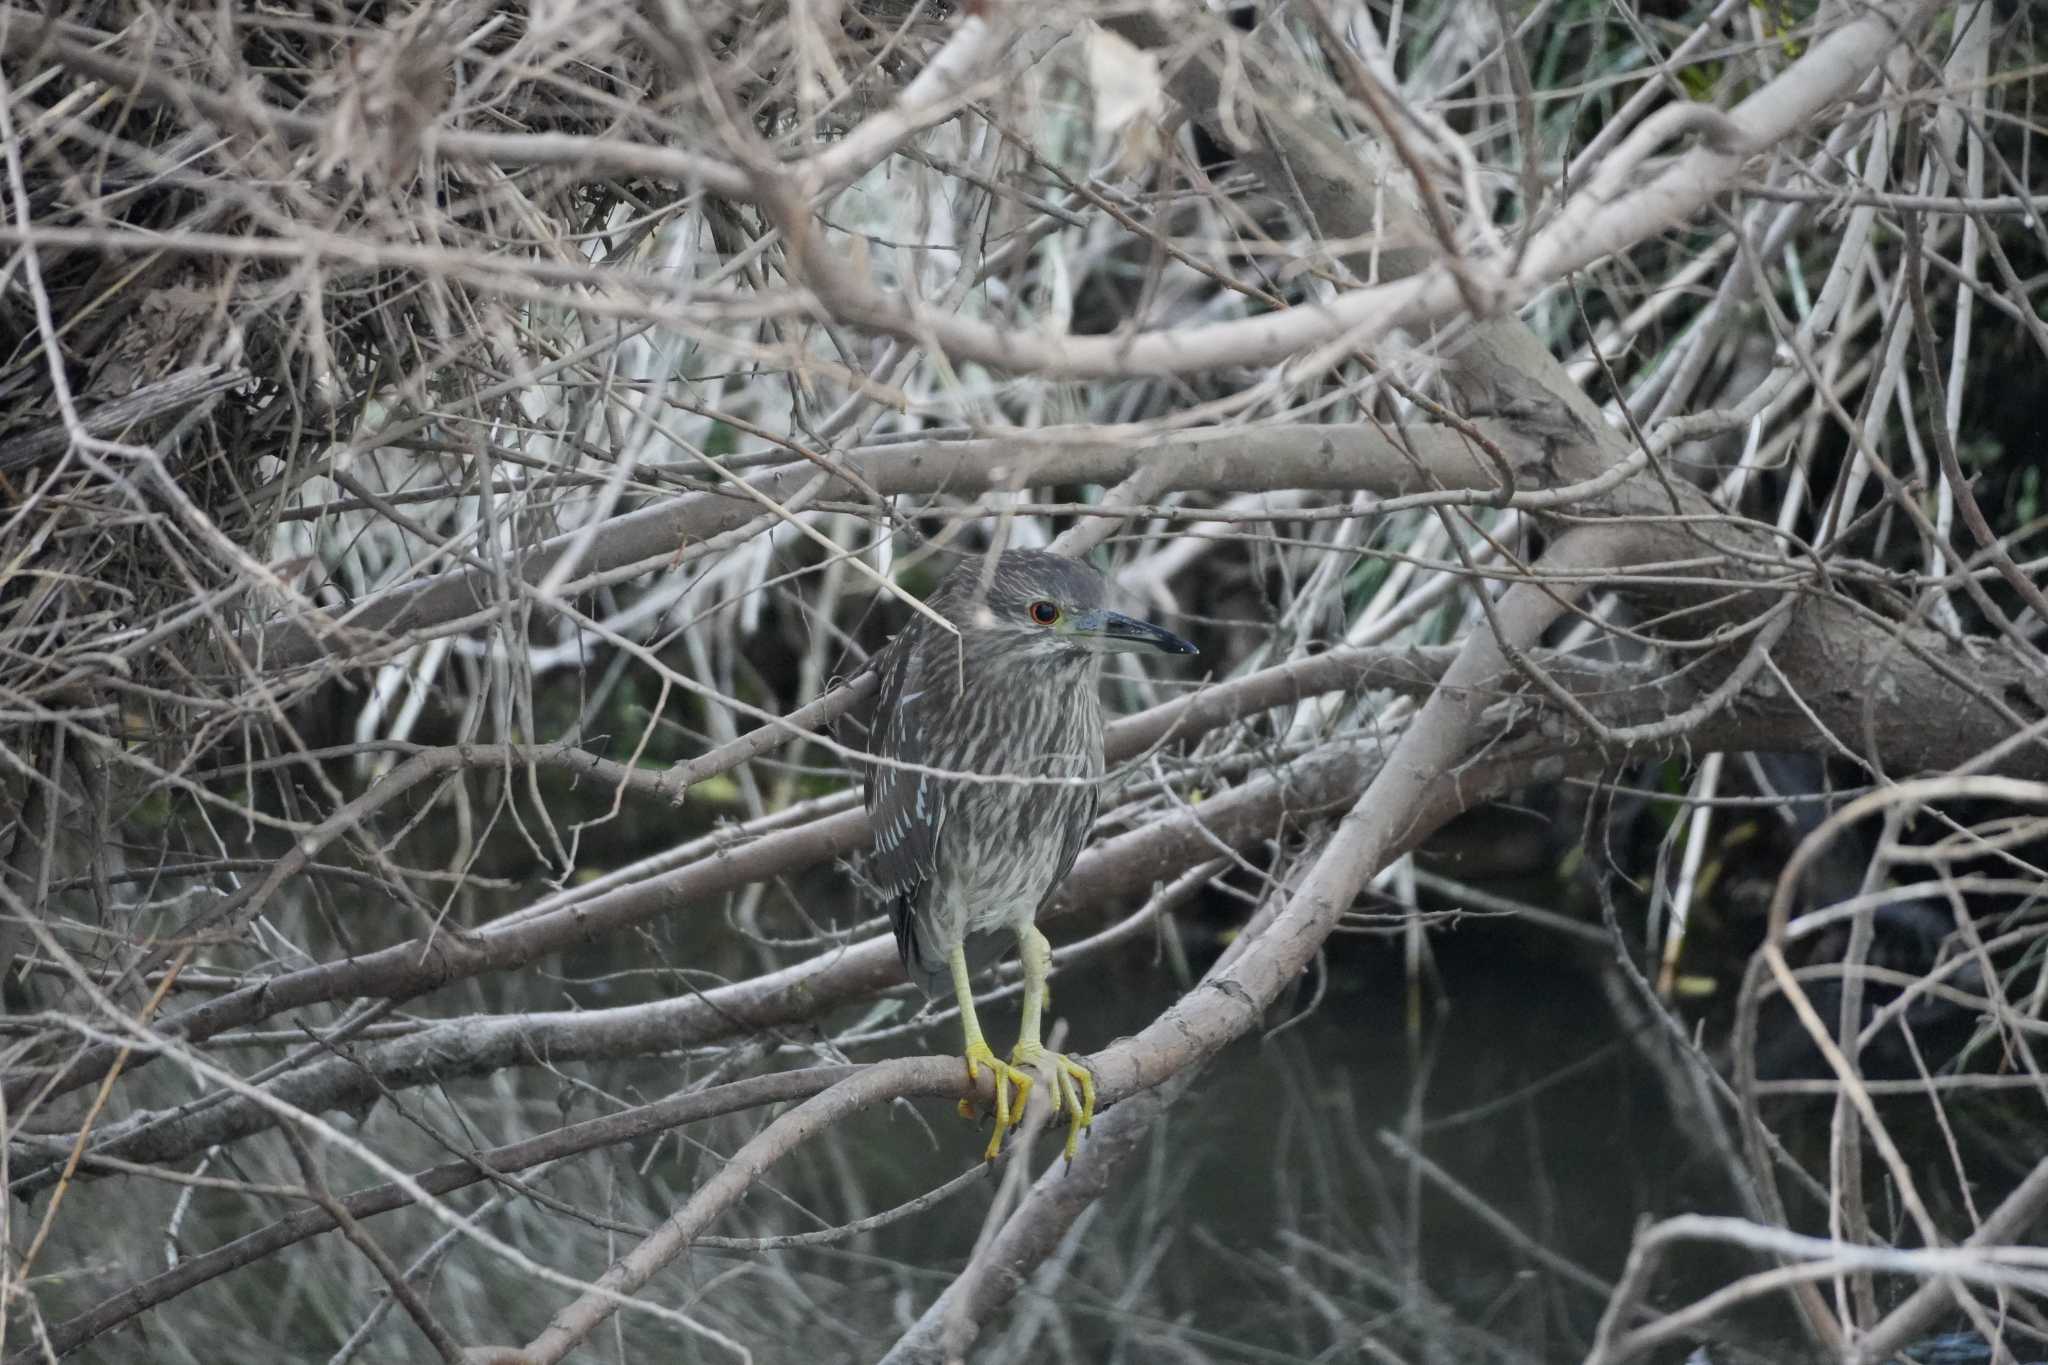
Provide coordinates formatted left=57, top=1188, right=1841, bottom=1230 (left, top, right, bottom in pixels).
left=861, top=549, right=1196, bottom=1160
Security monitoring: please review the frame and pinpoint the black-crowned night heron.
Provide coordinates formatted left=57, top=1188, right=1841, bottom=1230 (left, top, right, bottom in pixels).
left=862, top=550, right=1197, bottom=1161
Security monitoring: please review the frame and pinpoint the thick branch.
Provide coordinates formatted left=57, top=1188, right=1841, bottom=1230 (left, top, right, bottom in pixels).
left=241, top=422, right=1509, bottom=672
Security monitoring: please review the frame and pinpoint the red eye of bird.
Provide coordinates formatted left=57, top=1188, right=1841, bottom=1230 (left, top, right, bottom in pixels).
left=1029, top=600, right=1059, bottom=625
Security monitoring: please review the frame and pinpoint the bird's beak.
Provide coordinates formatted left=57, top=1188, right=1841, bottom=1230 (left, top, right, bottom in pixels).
left=1070, top=608, right=1198, bottom=656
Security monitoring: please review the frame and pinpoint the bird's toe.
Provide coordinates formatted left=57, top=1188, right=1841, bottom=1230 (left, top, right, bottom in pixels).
left=1010, top=1043, right=1096, bottom=1162
left=962, top=1040, right=1033, bottom=1158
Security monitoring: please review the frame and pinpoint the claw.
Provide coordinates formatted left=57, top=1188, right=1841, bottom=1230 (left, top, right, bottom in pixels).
left=1010, top=1043, right=1096, bottom=1163
left=963, top=1040, right=1035, bottom=1160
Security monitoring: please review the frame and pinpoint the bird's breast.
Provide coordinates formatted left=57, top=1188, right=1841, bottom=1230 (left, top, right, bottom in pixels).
left=935, top=670, right=1104, bottom=931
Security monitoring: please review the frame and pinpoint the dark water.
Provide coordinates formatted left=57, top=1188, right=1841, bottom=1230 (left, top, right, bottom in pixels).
left=981, top=921, right=1721, bottom=1362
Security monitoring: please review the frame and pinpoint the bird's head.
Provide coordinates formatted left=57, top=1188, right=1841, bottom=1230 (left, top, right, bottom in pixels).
left=926, top=549, right=1198, bottom=663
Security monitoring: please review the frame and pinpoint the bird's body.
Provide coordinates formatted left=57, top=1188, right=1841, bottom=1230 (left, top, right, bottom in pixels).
left=861, top=550, right=1195, bottom=1160
left=869, top=597, right=1103, bottom=991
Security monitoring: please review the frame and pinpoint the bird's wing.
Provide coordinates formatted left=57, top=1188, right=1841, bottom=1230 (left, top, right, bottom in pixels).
left=1036, top=782, right=1097, bottom=919
left=863, top=634, right=945, bottom=978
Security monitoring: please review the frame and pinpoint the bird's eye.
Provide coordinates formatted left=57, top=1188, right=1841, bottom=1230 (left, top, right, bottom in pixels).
left=1028, top=600, right=1060, bottom=626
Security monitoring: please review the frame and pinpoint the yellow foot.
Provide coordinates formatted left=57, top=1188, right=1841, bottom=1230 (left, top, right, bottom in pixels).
left=960, top=1040, right=1035, bottom=1161
left=1010, top=1042, right=1097, bottom=1163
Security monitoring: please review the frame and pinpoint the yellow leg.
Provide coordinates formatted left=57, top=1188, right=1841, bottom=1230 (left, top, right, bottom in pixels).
left=950, top=942, right=1033, bottom=1161
left=1009, top=926, right=1097, bottom=1163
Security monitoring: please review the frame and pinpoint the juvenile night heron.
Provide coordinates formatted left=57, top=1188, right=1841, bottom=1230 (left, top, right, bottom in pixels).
left=862, top=550, right=1197, bottom=1160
